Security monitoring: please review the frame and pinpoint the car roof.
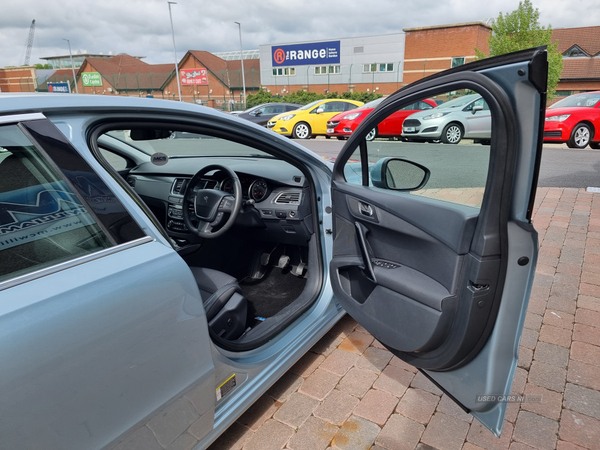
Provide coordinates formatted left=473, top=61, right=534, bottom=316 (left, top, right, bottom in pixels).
left=0, top=93, right=228, bottom=118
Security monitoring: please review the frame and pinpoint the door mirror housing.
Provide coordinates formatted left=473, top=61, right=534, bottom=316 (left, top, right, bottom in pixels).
left=370, top=157, right=430, bottom=191
left=315, top=107, right=324, bottom=114
left=472, top=104, right=484, bottom=114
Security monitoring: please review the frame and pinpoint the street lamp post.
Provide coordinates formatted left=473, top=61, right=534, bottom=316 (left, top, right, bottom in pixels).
left=234, top=22, right=246, bottom=109
left=168, top=1, right=182, bottom=101
left=63, top=39, right=79, bottom=93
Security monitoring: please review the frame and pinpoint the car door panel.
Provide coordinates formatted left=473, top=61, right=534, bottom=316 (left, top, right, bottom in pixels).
left=0, top=118, right=217, bottom=450
left=330, top=48, right=547, bottom=435
left=331, top=187, right=482, bottom=354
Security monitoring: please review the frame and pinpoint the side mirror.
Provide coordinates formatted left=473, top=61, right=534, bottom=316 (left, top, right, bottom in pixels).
left=472, top=104, right=484, bottom=114
left=370, top=157, right=430, bottom=191
left=253, top=110, right=262, bottom=116
left=316, top=107, right=324, bottom=114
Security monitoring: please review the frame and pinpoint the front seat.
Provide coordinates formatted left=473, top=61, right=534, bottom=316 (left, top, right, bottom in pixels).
left=189, top=267, right=241, bottom=321
left=190, top=267, right=249, bottom=340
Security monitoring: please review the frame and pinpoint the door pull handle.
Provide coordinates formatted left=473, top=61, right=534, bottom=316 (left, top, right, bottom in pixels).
left=355, top=222, right=376, bottom=283
left=359, top=202, right=373, bottom=217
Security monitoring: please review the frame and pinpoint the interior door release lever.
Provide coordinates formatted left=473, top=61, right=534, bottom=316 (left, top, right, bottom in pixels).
left=359, top=202, right=373, bottom=217
left=355, top=222, right=376, bottom=283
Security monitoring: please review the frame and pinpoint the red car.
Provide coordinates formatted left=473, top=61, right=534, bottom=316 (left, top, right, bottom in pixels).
left=326, top=97, right=437, bottom=141
left=544, top=91, right=600, bottom=149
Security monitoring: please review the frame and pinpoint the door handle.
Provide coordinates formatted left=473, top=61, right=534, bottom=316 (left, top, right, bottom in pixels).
left=359, top=202, right=373, bottom=217
left=355, top=222, right=376, bottom=283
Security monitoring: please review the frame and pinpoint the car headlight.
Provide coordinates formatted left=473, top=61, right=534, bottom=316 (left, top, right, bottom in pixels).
left=279, top=114, right=296, bottom=121
left=422, top=112, right=450, bottom=120
left=341, top=112, right=362, bottom=120
left=545, top=114, right=571, bottom=122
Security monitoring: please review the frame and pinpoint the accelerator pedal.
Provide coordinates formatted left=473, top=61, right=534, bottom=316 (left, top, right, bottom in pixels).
left=291, top=262, right=307, bottom=277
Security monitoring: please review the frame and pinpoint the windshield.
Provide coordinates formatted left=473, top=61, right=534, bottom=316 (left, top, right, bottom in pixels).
left=550, top=93, right=600, bottom=109
left=361, top=98, right=385, bottom=109
left=436, top=94, right=480, bottom=109
left=298, top=100, right=324, bottom=111
left=105, top=130, right=272, bottom=158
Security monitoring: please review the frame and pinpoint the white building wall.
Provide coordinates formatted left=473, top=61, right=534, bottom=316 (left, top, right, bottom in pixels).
left=259, top=33, right=405, bottom=90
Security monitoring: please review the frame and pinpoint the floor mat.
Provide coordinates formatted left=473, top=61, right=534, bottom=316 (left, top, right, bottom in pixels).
left=241, top=267, right=307, bottom=318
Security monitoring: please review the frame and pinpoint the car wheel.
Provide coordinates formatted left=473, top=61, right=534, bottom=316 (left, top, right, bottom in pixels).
left=441, top=123, right=463, bottom=144
left=292, top=122, right=311, bottom=139
left=590, top=141, right=600, bottom=149
left=567, top=123, right=591, bottom=149
left=365, top=128, right=377, bottom=141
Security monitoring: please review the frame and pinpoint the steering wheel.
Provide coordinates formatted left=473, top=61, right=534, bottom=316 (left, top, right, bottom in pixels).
left=182, top=164, right=243, bottom=239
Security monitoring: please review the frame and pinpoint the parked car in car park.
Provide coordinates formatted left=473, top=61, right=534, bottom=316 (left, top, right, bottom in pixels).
left=402, top=93, right=491, bottom=144
left=0, top=47, right=548, bottom=449
left=327, top=97, right=437, bottom=140
left=235, top=102, right=302, bottom=127
left=267, top=99, right=363, bottom=139
left=543, top=91, right=600, bottom=149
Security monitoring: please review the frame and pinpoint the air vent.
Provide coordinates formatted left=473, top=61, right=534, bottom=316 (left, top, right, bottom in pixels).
left=127, top=176, right=136, bottom=187
left=171, top=178, right=189, bottom=195
left=275, top=191, right=301, bottom=204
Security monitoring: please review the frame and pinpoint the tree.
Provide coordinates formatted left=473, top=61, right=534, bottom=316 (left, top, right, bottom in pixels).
left=476, top=0, right=563, bottom=98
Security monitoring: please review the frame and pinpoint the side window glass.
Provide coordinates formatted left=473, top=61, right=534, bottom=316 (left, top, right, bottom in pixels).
left=99, top=148, right=129, bottom=171
left=344, top=89, right=491, bottom=209
left=0, top=124, right=115, bottom=283
left=419, top=101, right=434, bottom=110
left=322, top=102, right=346, bottom=113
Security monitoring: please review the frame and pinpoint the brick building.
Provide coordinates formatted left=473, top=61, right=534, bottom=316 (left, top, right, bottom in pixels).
left=161, top=51, right=260, bottom=108
left=552, top=26, right=600, bottom=96
left=76, top=54, right=174, bottom=98
left=0, top=67, right=37, bottom=92
left=402, top=22, right=491, bottom=84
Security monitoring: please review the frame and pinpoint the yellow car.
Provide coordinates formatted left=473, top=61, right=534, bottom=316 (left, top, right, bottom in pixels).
left=267, top=99, right=363, bottom=139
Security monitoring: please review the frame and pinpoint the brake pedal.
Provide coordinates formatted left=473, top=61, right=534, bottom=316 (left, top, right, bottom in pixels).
left=277, top=255, right=290, bottom=269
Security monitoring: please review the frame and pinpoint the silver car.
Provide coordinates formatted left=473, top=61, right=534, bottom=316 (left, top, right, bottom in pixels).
left=402, top=93, right=492, bottom=144
left=1, top=47, right=546, bottom=449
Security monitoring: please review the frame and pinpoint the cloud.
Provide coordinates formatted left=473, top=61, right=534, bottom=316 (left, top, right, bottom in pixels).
left=1, top=0, right=598, bottom=67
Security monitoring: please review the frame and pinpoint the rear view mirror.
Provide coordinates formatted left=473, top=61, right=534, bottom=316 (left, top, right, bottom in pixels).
left=370, top=157, right=430, bottom=191
left=130, top=129, right=173, bottom=140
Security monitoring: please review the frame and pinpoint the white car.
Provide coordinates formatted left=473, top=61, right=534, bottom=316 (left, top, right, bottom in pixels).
left=402, top=93, right=492, bottom=144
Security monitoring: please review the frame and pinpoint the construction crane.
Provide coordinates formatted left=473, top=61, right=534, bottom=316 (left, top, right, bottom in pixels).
left=23, top=19, right=36, bottom=66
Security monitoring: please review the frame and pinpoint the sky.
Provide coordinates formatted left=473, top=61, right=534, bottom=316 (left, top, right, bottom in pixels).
left=1, top=0, right=599, bottom=68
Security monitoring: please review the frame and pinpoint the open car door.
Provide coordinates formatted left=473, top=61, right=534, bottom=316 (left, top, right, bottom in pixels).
left=330, top=47, right=548, bottom=435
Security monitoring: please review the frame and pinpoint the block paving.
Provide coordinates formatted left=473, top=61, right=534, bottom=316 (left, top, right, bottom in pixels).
left=207, top=188, right=600, bottom=450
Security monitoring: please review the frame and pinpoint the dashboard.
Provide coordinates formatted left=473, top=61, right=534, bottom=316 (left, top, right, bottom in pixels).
left=125, top=157, right=312, bottom=246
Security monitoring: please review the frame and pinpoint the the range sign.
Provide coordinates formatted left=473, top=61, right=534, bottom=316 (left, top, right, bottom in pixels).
left=272, top=41, right=340, bottom=67
left=47, top=82, right=70, bottom=93
left=180, top=68, right=208, bottom=85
